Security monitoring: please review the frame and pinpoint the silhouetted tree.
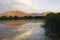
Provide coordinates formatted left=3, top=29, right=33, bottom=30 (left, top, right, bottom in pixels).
left=28, top=16, right=33, bottom=19
left=0, top=16, right=8, bottom=20
left=13, top=15, right=19, bottom=20
left=8, top=16, right=13, bottom=20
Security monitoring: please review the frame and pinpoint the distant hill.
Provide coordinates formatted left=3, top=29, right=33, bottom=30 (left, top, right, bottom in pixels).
left=30, top=13, right=42, bottom=17
left=30, top=12, right=52, bottom=16
left=0, top=11, right=30, bottom=17
left=0, top=11, right=53, bottom=17
left=40, top=12, right=54, bottom=16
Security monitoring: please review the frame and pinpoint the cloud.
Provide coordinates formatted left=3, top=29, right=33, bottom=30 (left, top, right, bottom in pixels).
left=0, top=0, right=60, bottom=13
left=14, top=0, right=31, bottom=6
left=0, top=0, right=47, bottom=13
left=0, top=0, right=11, bottom=5
left=11, top=5, right=24, bottom=8
left=10, top=0, right=40, bottom=12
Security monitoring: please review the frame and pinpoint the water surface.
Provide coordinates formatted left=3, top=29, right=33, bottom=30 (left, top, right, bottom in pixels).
left=0, top=20, right=47, bottom=40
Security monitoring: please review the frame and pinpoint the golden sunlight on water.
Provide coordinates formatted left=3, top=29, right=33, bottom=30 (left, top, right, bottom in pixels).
left=13, top=30, right=32, bottom=40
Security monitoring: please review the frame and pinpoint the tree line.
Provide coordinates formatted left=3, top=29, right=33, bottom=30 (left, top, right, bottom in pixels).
left=0, top=16, right=46, bottom=20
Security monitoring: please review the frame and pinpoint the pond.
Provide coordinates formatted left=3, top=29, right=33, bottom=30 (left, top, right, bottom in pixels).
left=0, top=20, right=48, bottom=40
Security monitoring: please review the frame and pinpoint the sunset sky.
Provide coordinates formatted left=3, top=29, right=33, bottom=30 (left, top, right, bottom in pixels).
left=0, top=0, right=60, bottom=13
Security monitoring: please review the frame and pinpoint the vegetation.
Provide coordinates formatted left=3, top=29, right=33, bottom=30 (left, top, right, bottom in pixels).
left=0, top=16, right=46, bottom=20
left=46, top=12, right=55, bottom=17
left=45, top=12, right=60, bottom=39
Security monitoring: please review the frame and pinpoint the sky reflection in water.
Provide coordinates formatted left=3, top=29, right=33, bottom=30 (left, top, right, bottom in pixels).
left=0, top=20, right=46, bottom=40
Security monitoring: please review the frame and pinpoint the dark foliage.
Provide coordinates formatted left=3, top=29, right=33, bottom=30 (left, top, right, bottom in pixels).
left=45, top=13, right=60, bottom=40
left=0, top=16, right=46, bottom=20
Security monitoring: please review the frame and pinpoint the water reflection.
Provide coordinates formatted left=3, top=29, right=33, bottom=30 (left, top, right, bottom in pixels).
left=0, top=20, right=28, bottom=26
left=0, top=20, right=46, bottom=40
